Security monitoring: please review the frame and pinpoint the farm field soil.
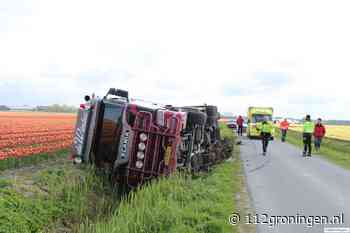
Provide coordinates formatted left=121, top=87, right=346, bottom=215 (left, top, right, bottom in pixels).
left=0, top=112, right=76, bottom=160
left=288, top=124, right=350, bottom=141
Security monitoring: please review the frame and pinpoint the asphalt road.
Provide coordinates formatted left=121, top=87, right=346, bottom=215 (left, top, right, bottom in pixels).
left=240, top=136, right=350, bottom=233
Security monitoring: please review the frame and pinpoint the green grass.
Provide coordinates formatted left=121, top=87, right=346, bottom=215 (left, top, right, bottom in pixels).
left=79, top=124, right=239, bottom=233
left=0, top=178, right=12, bottom=188
left=275, top=128, right=350, bottom=170
left=80, top=162, right=240, bottom=233
left=0, top=149, right=69, bottom=172
left=0, top=164, right=117, bottom=233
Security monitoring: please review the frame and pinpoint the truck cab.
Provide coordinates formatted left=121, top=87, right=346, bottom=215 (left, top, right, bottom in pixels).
left=247, top=106, right=274, bottom=138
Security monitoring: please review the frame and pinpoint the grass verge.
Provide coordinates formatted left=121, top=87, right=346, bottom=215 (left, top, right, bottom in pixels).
left=0, top=162, right=117, bottom=233
left=80, top=163, right=240, bottom=233
left=275, top=128, right=350, bottom=170
left=0, top=149, right=69, bottom=172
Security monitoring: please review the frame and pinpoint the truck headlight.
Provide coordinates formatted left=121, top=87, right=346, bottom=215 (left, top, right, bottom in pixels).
left=138, top=142, right=146, bottom=151
left=137, top=151, right=145, bottom=160
left=136, top=161, right=144, bottom=169
left=139, top=133, right=148, bottom=142
left=74, top=157, right=82, bottom=164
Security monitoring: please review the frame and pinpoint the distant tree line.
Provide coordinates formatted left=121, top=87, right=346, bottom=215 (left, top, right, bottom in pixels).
left=0, top=104, right=78, bottom=113
left=39, top=104, right=77, bottom=113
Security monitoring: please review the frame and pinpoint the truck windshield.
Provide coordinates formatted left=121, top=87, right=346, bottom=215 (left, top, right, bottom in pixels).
left=252, top=114, right=272, bottom=123
left=97, top=102, right=124, bottom=163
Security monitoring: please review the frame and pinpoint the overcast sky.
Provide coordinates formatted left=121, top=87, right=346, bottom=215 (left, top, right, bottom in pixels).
left=0, top=0, right=349, bottom=120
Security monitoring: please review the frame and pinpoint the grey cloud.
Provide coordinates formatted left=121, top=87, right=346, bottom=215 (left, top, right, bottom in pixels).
left=0, top=79, right=59, bottom=106
left=76, top=69, right=132, bottom=87
left=0, top=67, right=137, bottom=106
left=254, top=71, right=290, bottom=89
left=222, top=87, right=251, bottom=97
left=40, top=67, right=134, bottom=89
left=222, top=71, right=291, bottom=97
left=288, top=95, right=336, bottom=105
left=155, top=80, right=183, bottom=91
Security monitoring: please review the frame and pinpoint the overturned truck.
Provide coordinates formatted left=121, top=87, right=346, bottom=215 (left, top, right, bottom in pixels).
left=72, top=88, right=232, bottom=188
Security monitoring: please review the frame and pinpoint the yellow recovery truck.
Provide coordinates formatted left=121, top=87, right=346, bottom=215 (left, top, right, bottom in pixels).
left=247, top=106, right=274, bottom=138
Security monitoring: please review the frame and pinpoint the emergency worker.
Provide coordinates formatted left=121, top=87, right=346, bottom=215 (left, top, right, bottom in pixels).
left=257, top=116, right=273, bottom=155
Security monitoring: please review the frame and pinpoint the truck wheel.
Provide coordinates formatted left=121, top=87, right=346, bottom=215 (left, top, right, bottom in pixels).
left=205, top=106, right=218, bottom=125
left=205, top=105, right=218, bottom=117
left=186, top=111, right=206, bottom=128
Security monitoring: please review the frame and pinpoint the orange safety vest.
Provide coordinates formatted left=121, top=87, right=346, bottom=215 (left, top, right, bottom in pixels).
left=280, top=120, right=290, bottom=130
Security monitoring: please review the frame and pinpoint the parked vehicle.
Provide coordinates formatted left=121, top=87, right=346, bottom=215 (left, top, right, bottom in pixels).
left=227, top=120, right=247, bottom=133
left=226, top=120, right=237, bottom=129
left=242, top=122, right=248, bottom=133
left=247, top=107, right=274, bottom=138
left=71, top=89, right=232, bottom=188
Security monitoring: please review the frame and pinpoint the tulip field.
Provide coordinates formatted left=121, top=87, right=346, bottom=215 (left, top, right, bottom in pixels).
left=0, top=112, right=76, bottom=160
left=289, top=124, right=350, bottom=141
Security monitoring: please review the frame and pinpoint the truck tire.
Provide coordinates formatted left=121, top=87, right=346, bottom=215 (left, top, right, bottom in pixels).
left=205, top=105, right=218, bottom=117
left=186, top=111, right=206, bottom=129
left=205, top=106, right=218, bottom=126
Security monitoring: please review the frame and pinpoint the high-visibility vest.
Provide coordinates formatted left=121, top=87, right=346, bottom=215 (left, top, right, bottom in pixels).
left=258, top=122, right=273, bottom=133
left=303, top=121, right=314, bottom=133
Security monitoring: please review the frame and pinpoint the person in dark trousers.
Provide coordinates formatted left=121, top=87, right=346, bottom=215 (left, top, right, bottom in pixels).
left=280, top=118, right=290, bottom=142
left=314, top=118, right=326, bottom=152
left=257, top=117, right=273, bottom=156
left=302, top=115, right=314, bottom=157
left=236, top=115, right=244, bottom=136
